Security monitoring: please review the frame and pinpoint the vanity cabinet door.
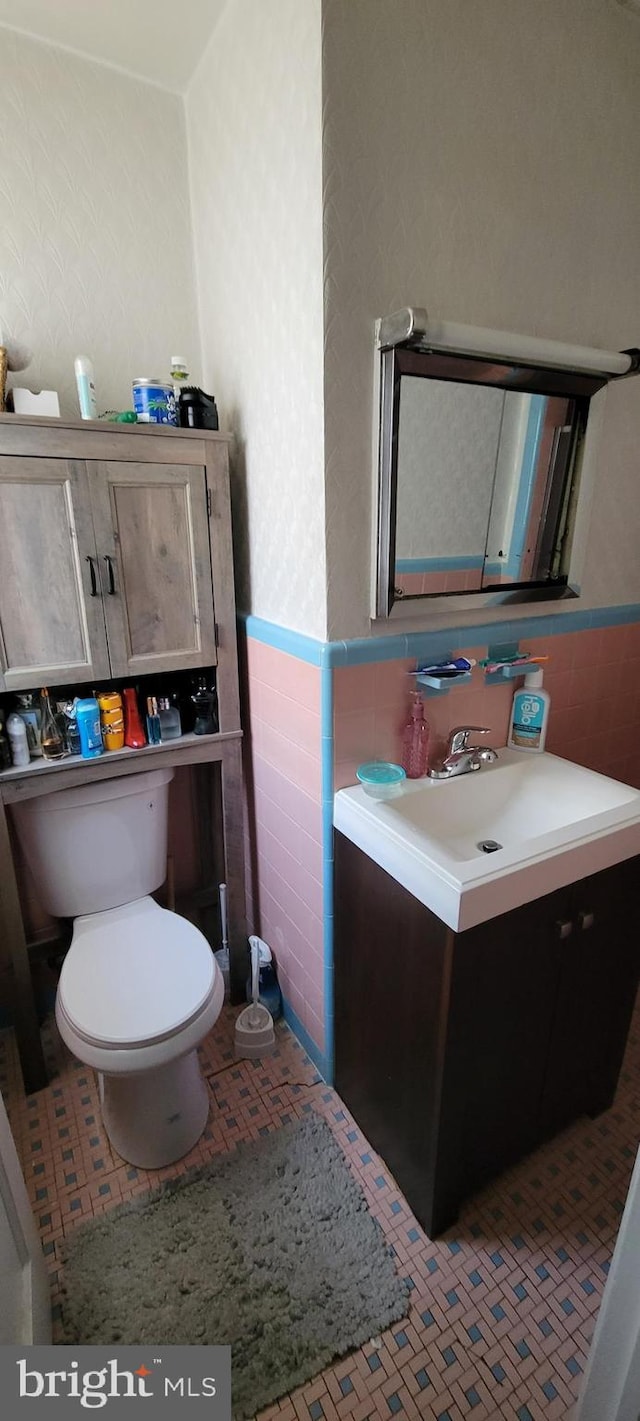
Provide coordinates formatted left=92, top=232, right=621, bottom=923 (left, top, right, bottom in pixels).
left=539, top=857, right=640, bottom=1138
left=446, top=887, right=567, bottom=1202
left=87, top=461, right=217, bottom=679
left=0, top=456, right=111, bottom=692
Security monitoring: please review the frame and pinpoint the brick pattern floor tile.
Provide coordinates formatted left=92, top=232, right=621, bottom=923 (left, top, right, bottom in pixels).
left=2, top=993, right=639, bottom=1418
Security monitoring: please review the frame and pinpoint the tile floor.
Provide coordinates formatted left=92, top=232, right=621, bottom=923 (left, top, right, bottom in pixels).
left=2, top=997, right=639, bottom=1421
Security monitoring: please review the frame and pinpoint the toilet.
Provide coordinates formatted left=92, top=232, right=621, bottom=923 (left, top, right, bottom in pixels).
left=14, top=769, right=224, bottom=1169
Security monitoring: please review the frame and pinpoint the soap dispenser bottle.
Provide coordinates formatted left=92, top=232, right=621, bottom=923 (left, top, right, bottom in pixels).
left=507, top=667, right=550, bottom=753
left=402, top=691, right=430, bottom=778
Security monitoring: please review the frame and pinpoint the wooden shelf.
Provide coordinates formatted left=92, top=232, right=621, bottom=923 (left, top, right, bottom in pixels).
left=0, top=730, right=243, bottom=805
left=0, top=412, right=230, bottom=442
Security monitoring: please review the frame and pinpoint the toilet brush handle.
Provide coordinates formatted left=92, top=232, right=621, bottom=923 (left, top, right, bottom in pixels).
left=219, top=882, right=228, bottom=952
left=250, top=935, right=260, bottom=1007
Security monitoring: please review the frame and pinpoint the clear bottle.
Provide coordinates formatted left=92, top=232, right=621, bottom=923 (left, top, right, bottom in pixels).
left=39, top=688, right=65, bottom=760
left=7, top=711, right=30, bottom=768
left=401, top=691, right=430, bottom=779
left=157, top=695, right=182, bottom=739
left=170, top=355, right=189, bottom=395
left=61, top=700, right=82, bottom=756
left=145, top=696, right=161, bottom=745
left=15, top=693, right=42, bottom=757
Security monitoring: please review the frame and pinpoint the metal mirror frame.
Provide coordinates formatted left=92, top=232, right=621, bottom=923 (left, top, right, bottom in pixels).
left=374, top=343, right=608, bottom=620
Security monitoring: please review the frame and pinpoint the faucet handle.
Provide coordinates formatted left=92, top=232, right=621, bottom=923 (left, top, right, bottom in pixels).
left=447, top=725, right=491, bottom=755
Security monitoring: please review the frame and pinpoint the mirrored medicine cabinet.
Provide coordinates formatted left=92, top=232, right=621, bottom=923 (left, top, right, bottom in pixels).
left=374, top=308, right=639, bottom=619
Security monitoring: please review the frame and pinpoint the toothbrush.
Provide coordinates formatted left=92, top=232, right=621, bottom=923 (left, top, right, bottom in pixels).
left=483, top=655, right=549, bottom=674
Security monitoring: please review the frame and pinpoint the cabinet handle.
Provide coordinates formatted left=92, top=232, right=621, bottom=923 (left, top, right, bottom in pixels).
left=578, top=910, right=595, bottom=931
left=556, top=919, right=573, bottom=940
left=85, top=555, right=98, bottom=597
left=103, top=555, right=116, bottom=595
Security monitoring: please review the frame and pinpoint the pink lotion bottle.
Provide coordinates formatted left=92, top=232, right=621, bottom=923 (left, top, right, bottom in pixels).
left=402, top=691, right=430, bottom=778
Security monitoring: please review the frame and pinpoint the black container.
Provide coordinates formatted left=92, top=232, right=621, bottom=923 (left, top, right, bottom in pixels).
left=178, top=387, right=219, bottom=430
left=189, top=673, right=218, bottom=735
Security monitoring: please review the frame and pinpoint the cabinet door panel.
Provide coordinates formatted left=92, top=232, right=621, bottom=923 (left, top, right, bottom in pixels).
left=447, top=887, right=567, bottom=1195
left=540, top=857, right=640, bottom=1136
left=0, top=457, right=110, bottom=691
left=88, top=461, right=217, bottom=678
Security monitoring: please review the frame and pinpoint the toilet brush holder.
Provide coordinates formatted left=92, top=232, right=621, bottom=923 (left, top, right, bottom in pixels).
left=234, top=1001, right=275, bottom=1058
left=235, top=935, right=276, bottom=1058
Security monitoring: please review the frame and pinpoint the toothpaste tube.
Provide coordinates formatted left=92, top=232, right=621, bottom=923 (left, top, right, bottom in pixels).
left=411, top=657, right=475, bottom=677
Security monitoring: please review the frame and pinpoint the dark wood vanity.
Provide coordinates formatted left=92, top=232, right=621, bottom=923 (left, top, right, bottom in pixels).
left=334, top=832, right=640, bottom=1237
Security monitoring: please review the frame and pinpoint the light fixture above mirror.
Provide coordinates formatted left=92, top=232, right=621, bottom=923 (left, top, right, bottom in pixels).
left=373, top=308, right=639, bottom=619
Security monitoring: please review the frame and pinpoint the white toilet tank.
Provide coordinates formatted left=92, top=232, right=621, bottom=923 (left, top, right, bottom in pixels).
left=13, top=768, right=173, bottom=918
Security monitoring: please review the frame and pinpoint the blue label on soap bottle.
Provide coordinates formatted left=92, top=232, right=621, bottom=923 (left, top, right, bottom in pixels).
left=512, top=691, right=544, bottom=745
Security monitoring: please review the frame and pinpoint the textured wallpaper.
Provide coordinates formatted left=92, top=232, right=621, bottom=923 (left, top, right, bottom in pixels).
left=322, top=0, right=640, bottom=638
left=186, top=0, right=327, bottom=639
left=0, top=29, right=199, bottom=418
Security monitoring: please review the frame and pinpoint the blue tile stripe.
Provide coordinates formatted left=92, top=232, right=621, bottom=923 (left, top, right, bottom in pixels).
left=241, top=603, right=640, bottom=668
left=395, top=555, right=484, bottom=574
left=240, top=613, right=328, bottom=665
left=241, top=601, right=640, bottom=1089
left=320, top=660, right=335, bottom=1084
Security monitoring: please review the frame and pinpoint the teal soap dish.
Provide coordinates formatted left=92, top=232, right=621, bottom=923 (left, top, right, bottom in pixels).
left=416, top=671, right=473, bottom=694
left=356, top=762, right=406, bottom=800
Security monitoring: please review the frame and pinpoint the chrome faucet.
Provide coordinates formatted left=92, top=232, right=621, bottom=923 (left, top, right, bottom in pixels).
left=428, top=726, right=499, bottom=780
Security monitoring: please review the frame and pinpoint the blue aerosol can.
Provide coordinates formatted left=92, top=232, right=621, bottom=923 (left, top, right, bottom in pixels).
left=75, top=697, right=104, bottom=759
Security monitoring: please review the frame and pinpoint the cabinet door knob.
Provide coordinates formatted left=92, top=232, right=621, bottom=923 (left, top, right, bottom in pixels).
left=578, top=910, right=595, bottom=931
left=85, top=555, right=98, bottom=597
left=556, top=919, right=573, bottom=940
left=103, top=555, right=116, bottom=595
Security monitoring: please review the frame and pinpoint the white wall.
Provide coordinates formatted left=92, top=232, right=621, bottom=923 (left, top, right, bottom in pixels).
left=0, top=29, right=199, bottom=417
left=576, top=1145, right=640, bottom=1421
left=322, top=0, right=640, bottom=638
left=186, top=0, right=327, bottom=639
left=0, top=1088, right=50, bottom=1344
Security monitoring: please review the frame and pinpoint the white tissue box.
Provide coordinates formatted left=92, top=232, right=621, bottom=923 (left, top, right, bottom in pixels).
left=11, top=388, right=60, bottom=417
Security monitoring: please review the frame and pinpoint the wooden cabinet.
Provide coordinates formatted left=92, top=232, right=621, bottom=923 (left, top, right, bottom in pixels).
left=0, top=456, right=111, bottom=691
left=0, top=416, right=246, bottom=1094
left=334, top=833, right=640, bottom=1237
left=539, top=860, right=640, bottom=1136
left=88, top=461, right=217, bottom=679
left=0, top=448, right=217, bottom=690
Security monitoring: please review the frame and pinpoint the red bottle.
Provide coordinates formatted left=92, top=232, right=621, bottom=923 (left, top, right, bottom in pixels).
left=123, top=687, right=146, bottom=748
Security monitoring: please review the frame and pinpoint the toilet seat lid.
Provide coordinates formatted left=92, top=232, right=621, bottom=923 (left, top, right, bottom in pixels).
left=58, top=899, right=217, bottom=1048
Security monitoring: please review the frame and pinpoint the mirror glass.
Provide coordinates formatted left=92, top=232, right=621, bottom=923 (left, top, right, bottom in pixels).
left=375, top=343, right=603, bottom=617
left=395, top=378, right=577, bottom=596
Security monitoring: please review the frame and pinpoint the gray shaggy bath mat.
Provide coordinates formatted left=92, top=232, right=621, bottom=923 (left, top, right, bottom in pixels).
left=60, top=1112, right=409, bottom=1419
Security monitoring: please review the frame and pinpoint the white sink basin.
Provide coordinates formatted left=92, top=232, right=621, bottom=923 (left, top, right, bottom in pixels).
left=333, top=749, right=640, bottom=932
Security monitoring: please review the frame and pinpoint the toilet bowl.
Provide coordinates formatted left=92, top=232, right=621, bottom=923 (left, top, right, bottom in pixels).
left=14, top=769, right=224, bottom=1169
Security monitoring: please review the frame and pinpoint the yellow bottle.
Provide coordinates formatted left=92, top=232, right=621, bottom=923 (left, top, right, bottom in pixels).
left=97, top=691, right=124, bottom=751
